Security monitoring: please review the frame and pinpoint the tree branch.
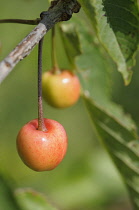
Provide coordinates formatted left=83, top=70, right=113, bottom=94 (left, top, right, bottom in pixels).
left=0, top=0, right=81, bottom=84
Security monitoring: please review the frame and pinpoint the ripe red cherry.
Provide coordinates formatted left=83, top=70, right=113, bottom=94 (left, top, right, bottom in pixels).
left=16, top=118, right=68, bottom=171
left=42, top=70, right=81, bottom=108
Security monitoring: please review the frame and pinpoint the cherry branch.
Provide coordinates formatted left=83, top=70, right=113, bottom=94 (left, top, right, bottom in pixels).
left=0, top=0, right=81, bottom=84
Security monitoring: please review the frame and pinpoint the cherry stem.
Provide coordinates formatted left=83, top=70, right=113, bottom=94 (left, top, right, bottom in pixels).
left=0, top=18, right=40, bottom=25
left=51, top=26, right=60, bottom=74
left=38, top=38, right=47, bottom=132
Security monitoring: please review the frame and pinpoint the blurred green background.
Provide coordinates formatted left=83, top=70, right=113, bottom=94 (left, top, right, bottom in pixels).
left=1, top=0, right=139, bottom=209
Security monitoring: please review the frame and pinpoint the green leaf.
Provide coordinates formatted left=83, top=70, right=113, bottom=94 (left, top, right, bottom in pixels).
left=58, top=23, right=82, bottom=69
left=75, top=14, right=139, bottom=208
left=0, top=175, right=20, bottom=210
left=76, top=18, right=139, bottom=210
left=78, top=0, right=139, bottom=84
left=75, top=14, right=136, bottom=129
left=15, top=188, right=57, bottom=210
left=72, top=14, right=113, bottom=106
left=82, top=96, right=139, bottom=209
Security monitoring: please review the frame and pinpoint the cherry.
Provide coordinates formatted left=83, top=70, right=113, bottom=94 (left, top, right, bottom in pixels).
left=16, top=38, right=68, bottom=172
left=16, top=118, right=68, bottom=171
left=42, top=70, right=81, bottom=108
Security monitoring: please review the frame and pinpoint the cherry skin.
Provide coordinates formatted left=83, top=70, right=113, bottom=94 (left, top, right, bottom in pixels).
left=16, top=118, right=68, bottom=171
left=42, top=70, right=81, bottom=108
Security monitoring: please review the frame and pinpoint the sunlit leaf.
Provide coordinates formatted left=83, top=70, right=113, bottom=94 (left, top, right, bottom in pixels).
left=75, top=16, right=135, bottom=130
left=82, top=96, right=139, bottom=209
left=74, top=12, right=139, bottom=209
left=78, top=0, right=139, bottom=84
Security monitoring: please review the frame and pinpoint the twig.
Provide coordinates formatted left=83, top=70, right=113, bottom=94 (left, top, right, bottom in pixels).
left=37, top=37, right=47, bottom=131
left=0, top=18, right=40, bottom=25
left=0, top=0, right=81, bottom=84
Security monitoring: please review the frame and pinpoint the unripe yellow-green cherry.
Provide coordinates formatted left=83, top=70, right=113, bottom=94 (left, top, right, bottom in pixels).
left=42, top=70, right=81, bottom=108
